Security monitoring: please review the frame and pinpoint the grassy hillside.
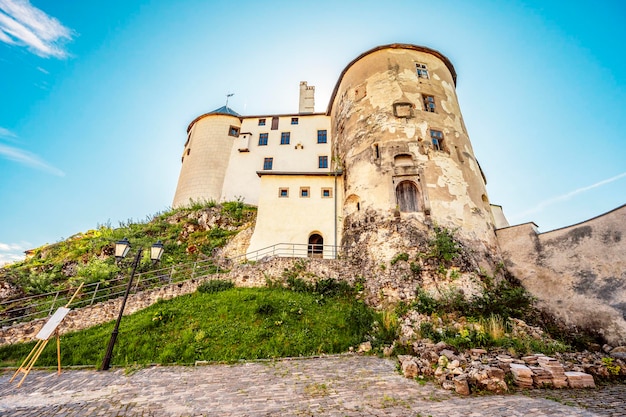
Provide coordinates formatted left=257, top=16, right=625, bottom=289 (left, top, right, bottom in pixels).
left=0, top=282, right=382, bottom=367
left=0, top=200, right=256, bottom=298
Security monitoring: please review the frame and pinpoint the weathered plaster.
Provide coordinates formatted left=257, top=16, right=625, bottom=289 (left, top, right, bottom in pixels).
left=496, top=205, right=626, bottom=345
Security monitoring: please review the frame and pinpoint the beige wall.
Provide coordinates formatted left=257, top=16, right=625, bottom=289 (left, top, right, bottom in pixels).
left=328, top=44, right=499, bottom=258
left=246, top=174, right=342, bottom=259
left=496, top=205, right=626, bottom=345
left=172, top=114, right=241, bottom=207
left=221, top=114, right=331, bottom=204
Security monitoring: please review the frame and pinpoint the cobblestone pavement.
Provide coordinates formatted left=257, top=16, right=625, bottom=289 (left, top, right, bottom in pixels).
left=0, top=355, right=624, bottom=416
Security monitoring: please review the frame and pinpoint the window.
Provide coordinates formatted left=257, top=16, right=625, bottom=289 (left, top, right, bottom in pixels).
left=280, top=132, right=290, bottom=145
left=321, top=188, right=332, bottom=198
left=279, top=188, right=289, bottom=198
left=300, top=187, right=310, bottom=198
left=271, top=116, right=279, bottom=130
left=228, top=126, right=240, bottom=137
left=317, top=130, right=327, bottom=143
left=291, top=117, right=299, bottom=125
left=258, top=118, right=266, bottom=126
left=423, top=95, right=435, bottom=112
left=396, top=181, right=419, bottom=212
left=430, top=130, right=444, bottom=151
left=258, top=133, right=268, bottom=146
left=263, top=157, right=273, bottom=170
left=318, top=155, right=328, bottom=169
left=416, top=63, right=429, bottom=79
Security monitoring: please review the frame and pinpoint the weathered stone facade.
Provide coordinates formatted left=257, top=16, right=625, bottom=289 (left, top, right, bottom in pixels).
left=496, top=204, right=626, bottom=345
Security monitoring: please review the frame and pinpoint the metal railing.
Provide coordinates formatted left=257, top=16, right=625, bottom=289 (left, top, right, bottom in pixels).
left=0, top=258, right=221, bottom=328
left=0, top=242, right=343, bottom=328
left=241, top=243, right=341, bottom=262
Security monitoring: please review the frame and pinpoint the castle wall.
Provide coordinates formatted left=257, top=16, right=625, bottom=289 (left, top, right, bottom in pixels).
left=172, top=114, right=241, bottom=207
left=496, top=205, right=626, bottom=345
left=221, top=114, right=331, bottom=204
left=246, top=173, right=342, bottom=259
left=328, top=44, right=499, bottom=268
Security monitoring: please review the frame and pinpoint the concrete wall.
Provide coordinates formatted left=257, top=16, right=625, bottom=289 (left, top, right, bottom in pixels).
left=496, top=205, right=626, bottom=345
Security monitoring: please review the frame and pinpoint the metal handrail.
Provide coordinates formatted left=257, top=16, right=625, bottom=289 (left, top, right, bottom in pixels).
left=0, top=242, right=343, bottom=328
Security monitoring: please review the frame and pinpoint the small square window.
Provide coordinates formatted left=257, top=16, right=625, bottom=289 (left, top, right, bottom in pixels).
left=300, top=187, right=310, bottom=198
left=291, top=117, right=299, bottom=125
left=228, top=126, right=240, bottom=137
left=258, top=118, right=266, bottom=126
left=280, top=132, right=290, bottom=145
left=279, top=188, right=289, bottom=198
left=423, top=95, right=435, bottom=112
left=258, top=133, right=268, bottom=146
left=322, top=188, right=332, bottom=198
left=393, top=102, right=413, bottom=118
left=416, top=63, right=429, bottom=79
left=263, top=157, right=273, bottom=170
left=317, top=130, right=327, bottom=144
left=318, top=155, right=328, bottom=169
left=430, top=130, right=444, bottom=151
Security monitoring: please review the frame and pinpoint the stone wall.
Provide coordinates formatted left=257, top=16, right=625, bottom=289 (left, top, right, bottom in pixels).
left=0, top=253, right=486, bottom=346
left=496, top=204, right=626, bottom=345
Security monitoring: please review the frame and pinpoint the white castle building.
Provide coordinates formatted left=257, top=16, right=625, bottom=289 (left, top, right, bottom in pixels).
left=173, top=44, right=508, bottom=259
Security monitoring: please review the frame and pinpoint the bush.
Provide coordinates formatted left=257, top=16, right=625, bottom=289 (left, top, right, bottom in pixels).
left=428, top=226, right=461, bottom=264
left=197, top=279, right=234, bottom=294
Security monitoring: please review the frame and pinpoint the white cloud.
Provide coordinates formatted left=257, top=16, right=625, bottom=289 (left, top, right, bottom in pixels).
left=513, top=172, right=626, bottom=219
left=0, top=0, right=73, bottom=58
left=0, top=143, right=65, bottom=176
left=0, top=241, right=28, bottom=266
left=0, top=126, right=17, bottom=138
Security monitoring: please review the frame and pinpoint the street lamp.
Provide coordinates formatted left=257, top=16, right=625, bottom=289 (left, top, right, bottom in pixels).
left=100, top=238, right=164, bottom=371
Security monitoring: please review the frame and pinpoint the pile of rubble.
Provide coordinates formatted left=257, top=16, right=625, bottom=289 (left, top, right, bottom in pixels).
left=397, top=341, right=625, bottom=395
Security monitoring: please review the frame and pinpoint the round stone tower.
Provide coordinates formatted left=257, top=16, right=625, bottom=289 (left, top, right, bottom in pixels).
left=328, top=44, right=500, bottom=268
left=172, top=107, right=241, bottom=208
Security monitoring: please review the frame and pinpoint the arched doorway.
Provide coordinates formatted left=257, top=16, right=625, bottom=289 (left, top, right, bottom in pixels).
left=396, top=181, right=419, bottom=212
left=308, top=234, right=323, bottom=258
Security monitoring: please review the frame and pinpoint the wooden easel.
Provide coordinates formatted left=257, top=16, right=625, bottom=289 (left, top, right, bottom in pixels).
left=10, top=283, right=83, bottom=388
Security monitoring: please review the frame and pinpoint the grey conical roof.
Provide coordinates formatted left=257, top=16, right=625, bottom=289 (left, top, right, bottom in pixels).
left=209, top=105, right=240, bottom=116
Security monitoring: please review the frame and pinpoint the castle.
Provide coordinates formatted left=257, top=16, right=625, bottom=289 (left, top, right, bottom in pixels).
left=173, top=44, right=508, bottom=261
left=173, top=43, right=626, bottom=345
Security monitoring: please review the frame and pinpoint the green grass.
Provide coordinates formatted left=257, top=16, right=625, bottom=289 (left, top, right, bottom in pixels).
left=0, top=287, right=375, bottom=368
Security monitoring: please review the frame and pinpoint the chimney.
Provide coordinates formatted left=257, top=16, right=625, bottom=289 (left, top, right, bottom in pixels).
left=299, top=81, right=315, bottom=114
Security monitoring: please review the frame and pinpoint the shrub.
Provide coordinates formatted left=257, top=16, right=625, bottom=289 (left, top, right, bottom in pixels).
left=390, top=253, right=409, bottom=266
left=428, top=226, right=461, bottom=264
left=197, top=279, right=234, bottom=294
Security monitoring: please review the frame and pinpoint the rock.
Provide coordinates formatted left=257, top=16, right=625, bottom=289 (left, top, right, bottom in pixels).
left=357, top=341, right=372, bottom=353
left=401, top=358, right=419, bottom=379
left=565, top=371, right=596, bottom=389
left=447, top=359, right=460, bottom=370
left=602, top=344, right=613, bottom=353
left=438, top=355, right=449, bottom=367
left=383, top=345, right=394, bottom=357
left=440, top=349, right=457, bottom=360
left=454, top=375, right=470, bottom=395
left=611, top=346, right=626, bottom=353
left=442, top=380, right=456, bottom=391
left=510, top=363, right=534, bottom=389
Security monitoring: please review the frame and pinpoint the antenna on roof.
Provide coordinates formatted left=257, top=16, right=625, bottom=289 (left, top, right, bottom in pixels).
left=225, top=93, right=234, bottom=108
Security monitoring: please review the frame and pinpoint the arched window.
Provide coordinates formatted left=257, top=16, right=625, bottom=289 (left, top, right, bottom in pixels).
left=308, top=234, right=323, bottom=258
left=396, top=181, right=419, bottom=212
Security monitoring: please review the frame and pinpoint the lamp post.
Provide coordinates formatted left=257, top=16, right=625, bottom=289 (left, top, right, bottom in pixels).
left=100, top=238, right=164, bottom=371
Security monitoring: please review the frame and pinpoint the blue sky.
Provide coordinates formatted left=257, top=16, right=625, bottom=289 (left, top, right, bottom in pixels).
left=1, top=0, right=625, bottom=264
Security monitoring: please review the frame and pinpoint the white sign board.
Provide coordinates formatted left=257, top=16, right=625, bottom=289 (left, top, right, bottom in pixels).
left=36, top=307, right=71, bottom=340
